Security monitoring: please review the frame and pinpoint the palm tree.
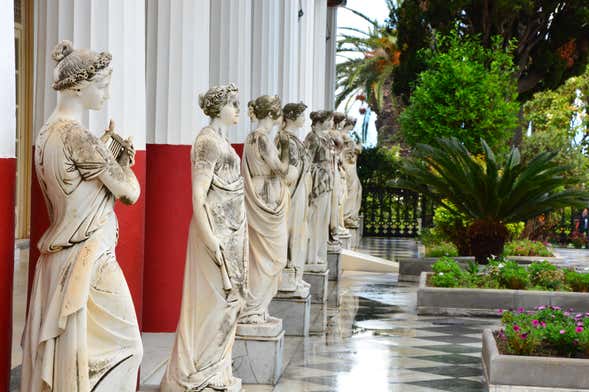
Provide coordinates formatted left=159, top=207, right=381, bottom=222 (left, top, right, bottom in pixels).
left=401, top=137, right=589, bottom=263
left=336, top=2, right=402, bottom=143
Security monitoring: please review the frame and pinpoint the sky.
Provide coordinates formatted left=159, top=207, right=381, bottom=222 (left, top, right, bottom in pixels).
left=337, top=0, right=390, bottom=147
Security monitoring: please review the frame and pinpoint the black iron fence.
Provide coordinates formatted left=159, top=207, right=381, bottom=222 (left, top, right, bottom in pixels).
left=360, top=184, right=434, bottom=237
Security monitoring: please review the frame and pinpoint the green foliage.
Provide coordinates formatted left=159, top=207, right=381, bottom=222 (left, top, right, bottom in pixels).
left=506, top=222, right=525, bottom=240
left=429, top=259, right=589, bottom=293
left=431, top=203, right=470, bottom=255
left=356, top=145, right=401, bottom=185
left=503, top=240, right=553, bottom=257
left=499, top=307, right=589, bottom=358
left=425, top=242, right=458, bottom=258
left=401, top=137, right=589, bottom=262
left=430, top=257, right=465, bottom=287
left=336, top=6, right=400, bottom=112
left=391, top=0, right=589, bottom=100
left=400, top=30, right=519, bottom=155
left=521, top=66, right=589, bottom=184
left=565, top=270, right=589, bottom=292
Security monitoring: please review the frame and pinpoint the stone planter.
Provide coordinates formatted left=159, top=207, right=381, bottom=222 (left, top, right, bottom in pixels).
left=482, top=329, right=589, bottom=391
left=400, top=255, right=558, bottom=282
left=417, top=272, right=589, bottom=316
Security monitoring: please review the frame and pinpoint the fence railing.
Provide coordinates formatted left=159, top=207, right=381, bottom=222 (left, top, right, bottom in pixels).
left=360, top=184, right=434, bottom=237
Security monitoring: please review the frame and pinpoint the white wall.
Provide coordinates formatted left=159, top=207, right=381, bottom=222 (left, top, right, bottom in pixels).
left=0, top=0, right=16, bottom=158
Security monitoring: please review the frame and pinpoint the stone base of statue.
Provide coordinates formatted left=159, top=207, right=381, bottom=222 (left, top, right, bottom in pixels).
left=233, top=318, right=285, bottom=385
left=327, top=250, right=342, bottom=281
left=348, top=227, right=360, bottom=248
left=327, top=239, right=342, bottom=253
left=269, top=292, right=311, bottom=336
left=205, top=377, right=242, bottom=392
left=310, top=303, right=328, bottom=334
left=277, top=267, right=309, bottom=296
left=303, top=269, right=329, bottom=304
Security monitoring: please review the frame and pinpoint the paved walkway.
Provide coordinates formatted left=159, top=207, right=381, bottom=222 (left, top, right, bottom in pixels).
left=11, top=238, right=502, bottom=391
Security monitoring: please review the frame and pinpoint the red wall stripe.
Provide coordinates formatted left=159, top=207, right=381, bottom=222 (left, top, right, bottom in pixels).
left=143, top=143, right=243, bottom=332
left=0, top=158, right=16, bottom=392
left=28, top=149, right=146, bottom=328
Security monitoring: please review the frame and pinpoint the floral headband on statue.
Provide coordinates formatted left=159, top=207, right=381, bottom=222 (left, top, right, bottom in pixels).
left=51, top=40, right=112, bottom=91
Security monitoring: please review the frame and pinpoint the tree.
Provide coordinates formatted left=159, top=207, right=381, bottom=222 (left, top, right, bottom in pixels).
left=336, top=3, right=404, bottom=145
left=391, top=0, right=589, bottom=102
left=400, top=30, right=519, bottom=155
left=521, top=65, right=589, bottom=183
left=401, top=137, right=589, bottom=263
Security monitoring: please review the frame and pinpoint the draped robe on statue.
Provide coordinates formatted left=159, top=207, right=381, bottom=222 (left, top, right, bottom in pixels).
left=239, top=129, right=288, bottom=322
left=280, top=130, right=311, bottom=288
left=343, top=137, right=362, bottom=228
left=161, top=128, right=247, bottom=392
left=21, top=119, right=142, bottom=392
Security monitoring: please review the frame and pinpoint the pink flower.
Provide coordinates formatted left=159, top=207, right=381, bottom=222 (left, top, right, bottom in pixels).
left=498, top=309, right=504, bottom=314
left=553, top=306, right=561, bottom=310
left=576, top=326, right=584, bottom=333
left=532, top=320, right=540, bottom=327
left=560, top=329, right=566, bottom=334
left=520, top=333, right=528, bottom=339
left=576, top=313, right=583, bottom=319
left=518, top=307, right=525, bottom=313
left=538, top=305, right=546, bottom=310
left=541, top=321, right=546, bottom=328
left=564, top=311, right=571, bottom=317
left=513, top=325, right=521, bottom=332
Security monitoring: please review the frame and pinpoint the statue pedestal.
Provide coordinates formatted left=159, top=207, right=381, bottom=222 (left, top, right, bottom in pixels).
left=233, top=318, right=285, bottom=385
left=310, top=303, right=328, bottom=334
left=349, top=228, right=360, bottom=248
left=327, top=250, right=342, bottom=281
left=303, top=270, right=329, bottom=304
left=270, top=292, right=311, bottom=336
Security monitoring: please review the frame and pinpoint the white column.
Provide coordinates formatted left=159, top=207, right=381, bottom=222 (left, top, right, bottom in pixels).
left=278, top=0, right=300, bottom=105
left=312, top=0, right=327, bottom=111
left=33, top=0, right=146, bottom=149
left=0, top=0, right=16, bottom=158
left=298, top=0, right=316, bottom=136
left=251, top=0, right=280, bottom=100
left=146, top=0, right=210, bottom=145
left=210, top=0, right=253, bottom=144
left=324, top=6, right=337, bottom=110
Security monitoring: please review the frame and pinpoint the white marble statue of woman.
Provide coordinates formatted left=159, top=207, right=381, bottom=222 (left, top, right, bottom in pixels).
left=160, top=84, right=246, bottom=392
left=21, top=40, right=142, bottom=392
left=341, top=116, right=363, bottom=228
left=332, top=112, right=351, bottom=241
left=304, top=110, right=335, bottom=271
left=276, top=102, right=311, bottom=296
left=238, top=95, right=289, bottom=329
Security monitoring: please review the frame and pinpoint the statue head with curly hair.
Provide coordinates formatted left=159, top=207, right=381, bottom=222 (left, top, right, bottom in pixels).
left=310, top=110, right=334, bottom=130
left=282, top=102, right=307, bottom=129
left=199, top=83, right=240, bottom=125
left=248, top=95, right=282, bottom=122
left=51, top=40, right=113, bottom=110
left=333, top=112, right=347, bottom=130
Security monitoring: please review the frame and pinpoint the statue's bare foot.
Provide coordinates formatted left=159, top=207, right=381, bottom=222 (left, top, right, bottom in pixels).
left=207, top=375, right=226, bottom=390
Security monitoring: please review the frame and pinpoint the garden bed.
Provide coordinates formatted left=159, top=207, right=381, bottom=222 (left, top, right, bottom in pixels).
left=482, top=329, right=589, bottom=391
left=417, top=272, right=589, bottom=316
left=399, top=255, right=557, bottom=282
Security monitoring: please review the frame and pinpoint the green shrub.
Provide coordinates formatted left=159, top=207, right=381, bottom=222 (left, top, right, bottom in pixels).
left=565, top=270, right=589, bottom=292
left=419, top=227, right=446, bottom=247
left=503, top=239, right=553, bottom=257
left=432, top=203, right=470, bottom=255
left=506, top=222, right=525, bottom=240
left=498, top=260, right=530, bottom=290
left=430, top=257, right=464, bottom=287
left=426, top=241, right=458, bottom=257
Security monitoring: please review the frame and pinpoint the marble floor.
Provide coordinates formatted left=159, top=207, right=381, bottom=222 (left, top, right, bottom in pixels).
left=22, top=238, right=589, bottom=390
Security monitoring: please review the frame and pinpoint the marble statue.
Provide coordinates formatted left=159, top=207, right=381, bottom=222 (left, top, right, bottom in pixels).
left=238, top=95, right=289, bottom=329
left=160, top=84, right=247, bottom=392
left=332, top=112, right=351, bottom=242
left=21, top=40, right=142, bottom=392
left=276, top=102, right=311, bottom=296
left=304, top=110, right=335, bottom=271
left=341, top=116, right=363, bottom=229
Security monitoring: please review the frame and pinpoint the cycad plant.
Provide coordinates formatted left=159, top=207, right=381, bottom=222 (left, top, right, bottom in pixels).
left=401, top=137, right=589, bottom=263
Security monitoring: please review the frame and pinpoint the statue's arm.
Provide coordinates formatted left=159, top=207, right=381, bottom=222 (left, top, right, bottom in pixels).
left=191, top=135, right=222, bottom=260
left=68, top=125, right=140, bottom=205
left=259, top=132, right=288, bottom=176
